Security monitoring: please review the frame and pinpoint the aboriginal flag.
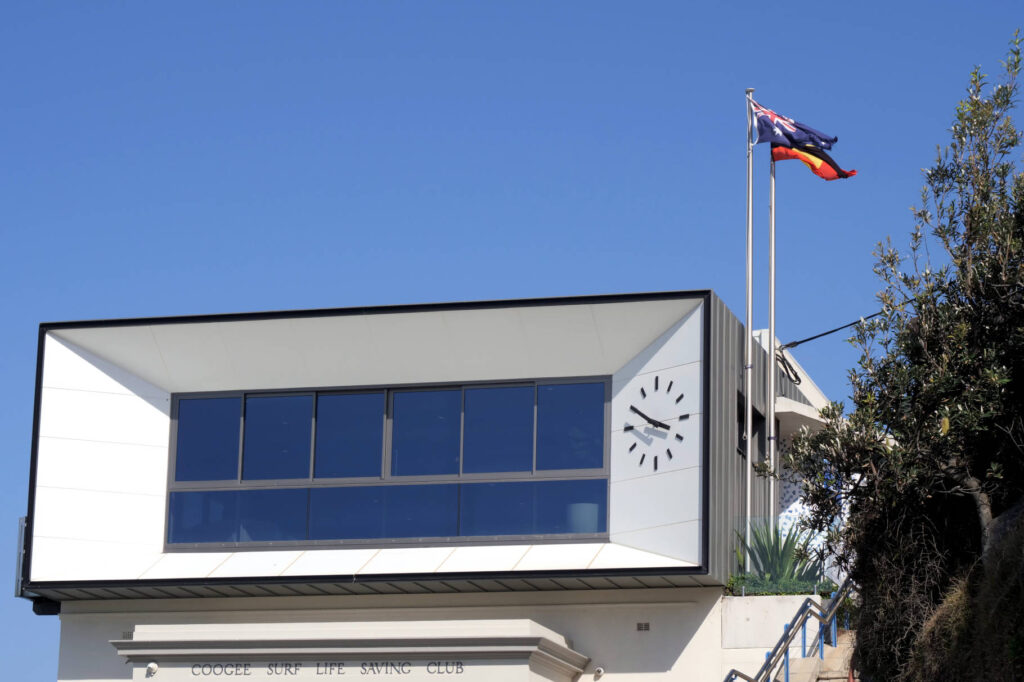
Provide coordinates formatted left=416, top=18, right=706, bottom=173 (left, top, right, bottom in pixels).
left=751, top=100, right=856, bottom=181
left=771, top=145, right=856, bottom=181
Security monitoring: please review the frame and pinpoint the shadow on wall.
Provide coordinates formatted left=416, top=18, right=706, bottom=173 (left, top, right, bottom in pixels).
left=55, top=336, right=170, bottom=417
left=530, top=589, right=719, bottom=675
left=56, top=590, right=721, bottom=680
left=611, top=305, right=702, bottom=404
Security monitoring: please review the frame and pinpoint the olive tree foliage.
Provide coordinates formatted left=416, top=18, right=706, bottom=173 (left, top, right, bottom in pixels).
left=784, top=32, right=1024, bottom=680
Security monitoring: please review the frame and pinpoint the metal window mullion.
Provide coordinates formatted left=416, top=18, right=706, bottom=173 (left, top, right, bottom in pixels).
left=304, top=481, right=312, bottom=543
left=237, top=393, right=246, bottom=484
left=382, top=389, right=393, bottom=480
left=604, top=379, right=611, bottom=526
left=532, top=383, right=538, bottom=475
left=168, top=399, right=179, bottom=485
left=457, top=388, right=466, bottom=537
left=458, top=388, right=465, bottom=476
left=604, top=379, right=611, bottom=470
left=308, top=393, right=318, bottom=481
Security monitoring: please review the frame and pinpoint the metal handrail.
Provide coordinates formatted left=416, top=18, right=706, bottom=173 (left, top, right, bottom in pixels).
left=723, top=577, right=855, bottom=682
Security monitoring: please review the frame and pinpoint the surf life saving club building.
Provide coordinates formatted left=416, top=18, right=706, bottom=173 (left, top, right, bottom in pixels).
left=17, top=291, right=827, bottom=681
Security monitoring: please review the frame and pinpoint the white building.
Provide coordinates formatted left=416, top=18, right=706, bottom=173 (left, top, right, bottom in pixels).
left=17, top=291, right=825, bottom=681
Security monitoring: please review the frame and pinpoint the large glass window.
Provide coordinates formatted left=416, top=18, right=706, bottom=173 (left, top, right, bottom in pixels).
left=391, top=390, right=461, bottom=476
left=168, top=489, right=308, bottom=544
left=314, top=392, right=385, bottom=478
left=462, top=385, right=534, bottom=473
left=174, top=397, right=240, bottom=481
left=459, top=479, right=607, bottom=536
left=169, top=379, right=607, bottom=547
left=536, top=383, right=605, bottom=470
left=309, top=484, right=459, bottom=540
left=242, top=395, right=313, bottom=480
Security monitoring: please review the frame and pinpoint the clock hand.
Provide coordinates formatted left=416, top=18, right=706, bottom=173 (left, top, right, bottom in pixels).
left=629, top=405, right=671, bottom=430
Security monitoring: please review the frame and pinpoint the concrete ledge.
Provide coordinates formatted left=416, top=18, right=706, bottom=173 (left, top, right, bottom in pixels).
left=112, top=619, right=590, bottom=681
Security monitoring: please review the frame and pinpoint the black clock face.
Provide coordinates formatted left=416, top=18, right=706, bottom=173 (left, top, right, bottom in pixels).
left=623, top=374, right=690, bottom=472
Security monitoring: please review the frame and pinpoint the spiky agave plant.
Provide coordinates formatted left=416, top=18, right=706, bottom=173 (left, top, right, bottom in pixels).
left=735, top=523, right=823, bottom=583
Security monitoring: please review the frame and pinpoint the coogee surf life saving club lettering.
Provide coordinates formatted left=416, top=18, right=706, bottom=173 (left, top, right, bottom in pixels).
left=188, top=661, right=466, bottom=677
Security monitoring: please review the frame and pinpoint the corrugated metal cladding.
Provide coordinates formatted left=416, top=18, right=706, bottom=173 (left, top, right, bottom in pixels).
left=26, top=573, right=715, bottom=603
left=705, top=292, right=795, bottom=585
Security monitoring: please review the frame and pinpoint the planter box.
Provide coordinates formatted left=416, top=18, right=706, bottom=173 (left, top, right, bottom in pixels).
left=721, top=595, right=821, bottom=649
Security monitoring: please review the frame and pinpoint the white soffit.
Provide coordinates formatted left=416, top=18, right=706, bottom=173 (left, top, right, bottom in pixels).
left=50, top=297, right=703, bottom=393
left=776, top=395, right=827, bottom=438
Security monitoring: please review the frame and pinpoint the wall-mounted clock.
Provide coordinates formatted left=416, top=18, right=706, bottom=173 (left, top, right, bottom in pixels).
left=622, top=373, right=691, bottom=472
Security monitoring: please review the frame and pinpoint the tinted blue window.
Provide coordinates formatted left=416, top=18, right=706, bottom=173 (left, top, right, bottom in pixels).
left=536, top=383, right=605, bottom=470
left=168, top=489, right=309, bottom=544
left=242, top=395, right=313, bottom=480
left=237, top=488, right=308, bottom=541
left=174, top=398, right=240, bottom=481
left=168, top=490, right=240, bottom=543
left=534, top=479, right=607, bottom=533
left=309, top=486, right=385, bottom=539
left=309, top=485, right=458, bottom=540
left=459, top=479, right=607, bottom=536
left=391, top=390, right=461, bottom=476
left=315, top=393, right=384, bottom=478
left=462, top=386, right=534, bottom=473
left=459, top=482, right=534, bottom=536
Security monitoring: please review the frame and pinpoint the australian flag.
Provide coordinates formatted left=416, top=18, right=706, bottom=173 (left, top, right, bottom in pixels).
left=751, top=99, right=856, bottom=181
left=751, top=100, right=837, bottom=149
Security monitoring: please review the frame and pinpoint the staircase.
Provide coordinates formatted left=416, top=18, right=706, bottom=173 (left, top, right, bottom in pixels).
left=724, top=578, right=857, bottom=682
left=775, top=630, right=855, bottom=682
left=816, top=630, right=855, bottom=681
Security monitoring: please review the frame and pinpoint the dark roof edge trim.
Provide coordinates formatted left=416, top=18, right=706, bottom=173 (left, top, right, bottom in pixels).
left=39, top=290, right=713, bottom=331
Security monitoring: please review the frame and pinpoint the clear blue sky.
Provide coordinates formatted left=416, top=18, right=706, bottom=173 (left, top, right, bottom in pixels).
left=1, top=2, right=1019, bottom=678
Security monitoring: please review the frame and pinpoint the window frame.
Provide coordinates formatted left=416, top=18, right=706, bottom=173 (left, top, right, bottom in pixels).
left=164, top=376, right=610, bottom=551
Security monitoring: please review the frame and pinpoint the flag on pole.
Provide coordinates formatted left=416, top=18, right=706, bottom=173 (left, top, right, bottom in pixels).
left=770, top=146, right=856, bottom=181
left=751, top=100, right=857, bottom=180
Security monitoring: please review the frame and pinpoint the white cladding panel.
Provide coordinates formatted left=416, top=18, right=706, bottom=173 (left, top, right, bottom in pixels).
left=609, top=307, right=704, bottom=564
left=280, top=549, right=383, bottom=576
left=613, top=520, right=702, bottom=562
left=207, top=551, right=308, bottom=579
left=31, top=336, right=170, bottom=582
left=31, top=536, right=162, bottom=582
left=30, top=298, right=706, bottom=583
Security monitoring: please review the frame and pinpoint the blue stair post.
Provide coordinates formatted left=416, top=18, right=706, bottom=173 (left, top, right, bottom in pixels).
left=783, top=623, right=790, bottom=682
left=818, top=614, right=825, bottom=661
left=830, top=591, right=838, bottom=647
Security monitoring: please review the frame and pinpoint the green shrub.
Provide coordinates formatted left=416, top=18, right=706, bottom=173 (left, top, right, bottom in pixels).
left=735, top=522, right=824, bottom=583
left=727, top=573, right=835, bottom=597
left=727, top=522, right=832, bottom=596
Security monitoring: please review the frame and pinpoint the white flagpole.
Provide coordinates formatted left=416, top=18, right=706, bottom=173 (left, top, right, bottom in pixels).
left=744, top=88, right=755, bottom=571
left=768, top=157, right=777, bottom=535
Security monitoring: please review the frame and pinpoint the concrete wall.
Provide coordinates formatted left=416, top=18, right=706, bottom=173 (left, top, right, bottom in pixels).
left=55, top=590, right=809, bottom=682
left=721, top=594, right=822, bottom=674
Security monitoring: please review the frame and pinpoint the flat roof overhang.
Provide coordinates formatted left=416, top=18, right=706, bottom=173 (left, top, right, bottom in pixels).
left=41, top=290, right=708, bottom=394
left=23, top=291, right=716, bottom=606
